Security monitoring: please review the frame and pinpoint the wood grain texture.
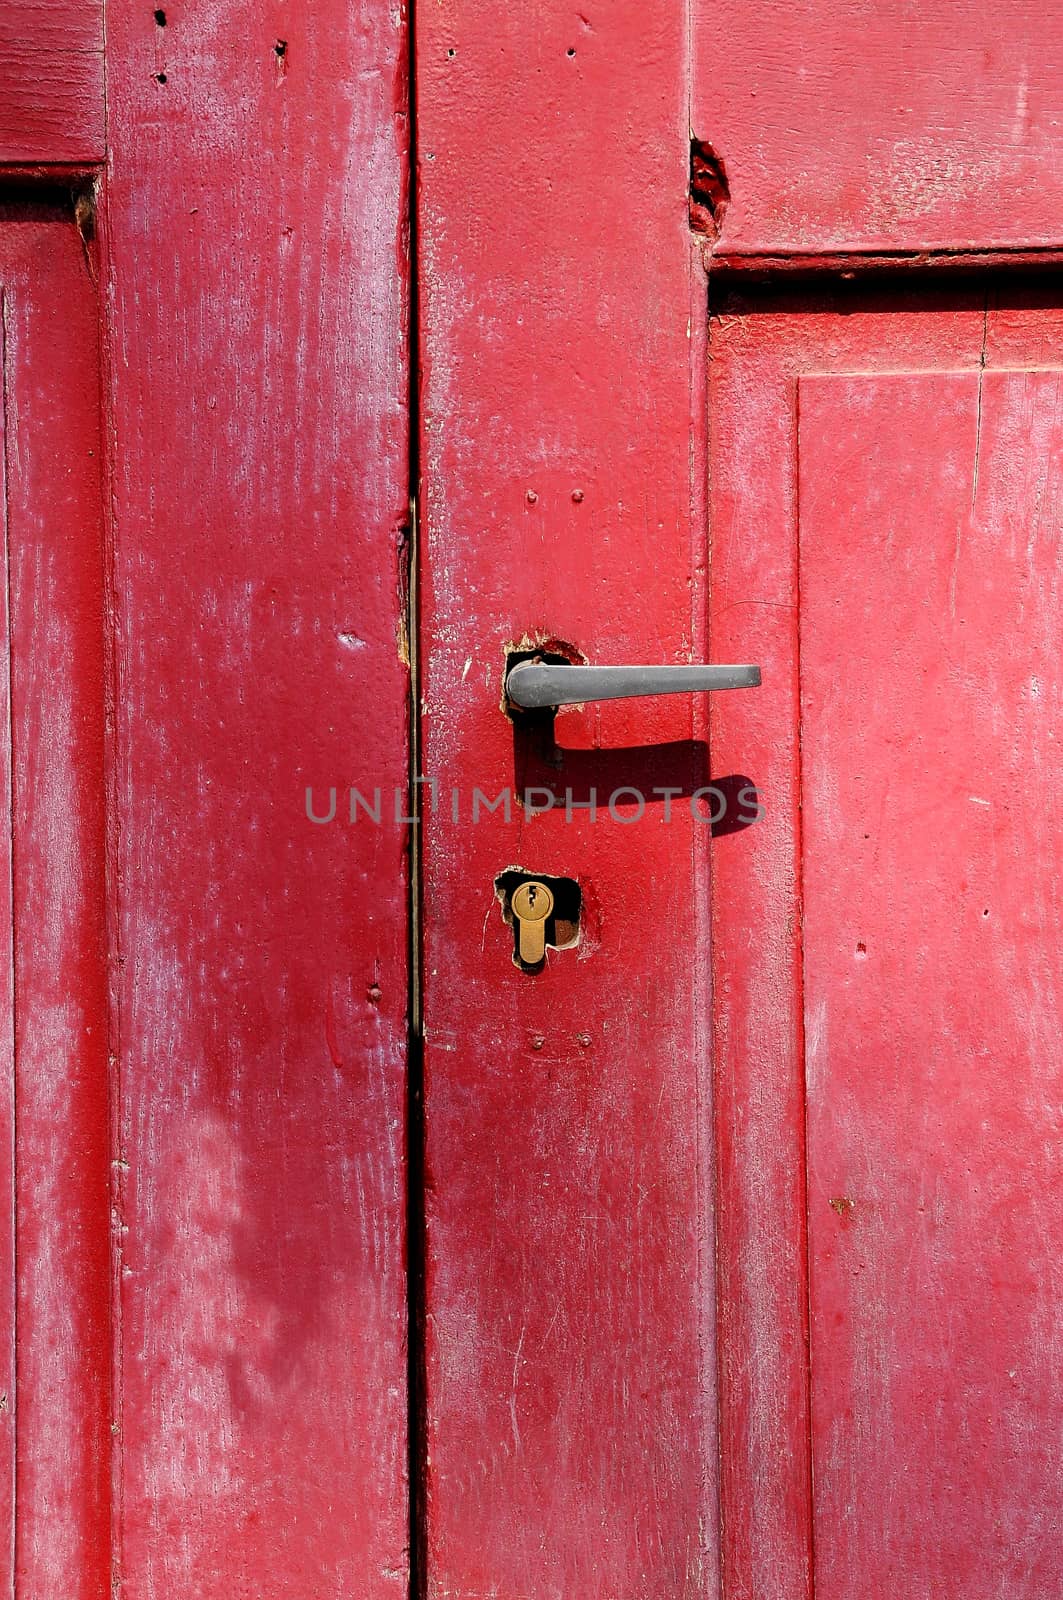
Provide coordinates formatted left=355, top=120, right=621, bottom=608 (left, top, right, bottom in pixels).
left=101, top=3, right=411, bottom=1593
left=0, top=213, right=112, bottom=1598
left=0, top=253, right=17, bottom=1600
left=800, top=365, right=1063, bottom=1597
left=0, top=3, right=104, bottom=164
left=416, top=5, right=720, bottom=1595
left=693, top=0, right=1063, bottom=255
left=709, top=282, right=1063, bottom=1599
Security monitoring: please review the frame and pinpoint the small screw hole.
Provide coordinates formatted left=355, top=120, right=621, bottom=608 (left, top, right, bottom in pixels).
left=153, top=7, right=167, bottom=23
left=567, top=46, right=576, bottom=56
left=155, top=71, right=167, bottom=83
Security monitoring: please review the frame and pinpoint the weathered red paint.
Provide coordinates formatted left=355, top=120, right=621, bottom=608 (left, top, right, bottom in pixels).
left=418, top=6, right=1063, bottom=1598
left=0, top=204, right=111, bottom=1596
left=804, top=357, right=1063, bottom=1596
left=691, top=0, right=1063, bottom=255
left=8, top=3, right=1063, bottom=1596
left=100, top=3, right=412, bottom=1589
left=709, top=281, right=1063, bottom=1598
left=0, top=3, right=104, bottom=165
left=2, top=1, right=412, bottom=1594
left=416, top=6, right=719, bottom=1594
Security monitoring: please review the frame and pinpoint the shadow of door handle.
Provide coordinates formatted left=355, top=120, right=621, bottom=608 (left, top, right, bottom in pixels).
left=505, top=660, right=762, bottom=711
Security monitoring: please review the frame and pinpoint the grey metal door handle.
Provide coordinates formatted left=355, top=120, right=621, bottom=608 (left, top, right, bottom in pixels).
left=505, top=659, right=761, bottom=710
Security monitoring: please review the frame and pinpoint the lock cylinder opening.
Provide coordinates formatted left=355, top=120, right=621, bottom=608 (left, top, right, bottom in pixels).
left=495, top=869, right=582, bottom=972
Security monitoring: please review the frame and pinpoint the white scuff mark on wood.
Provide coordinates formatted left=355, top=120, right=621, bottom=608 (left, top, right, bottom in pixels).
left=509, top=1323, right=527, bottom=1454
left=1011, top=71, right=1030, bottom=143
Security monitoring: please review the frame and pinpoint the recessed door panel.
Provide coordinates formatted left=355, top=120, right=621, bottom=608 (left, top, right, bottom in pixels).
left=800, top=367, right=1063, bottom=1597
left=710, top=285, right=1063, bottom=1599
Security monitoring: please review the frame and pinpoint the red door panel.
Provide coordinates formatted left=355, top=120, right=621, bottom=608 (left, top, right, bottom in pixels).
left=100, top=3, right=412, bottom=1588
left=415, top=4, right=718, bottom=1594
left=800, top=365, right=1063, bottom=1596
left=0, top=0, right=412, bottom=1589
left=691, top=2, right=1063, bottom=256
left=0, top=207, right=111, bottom=1597
left=710, top=283, right=1063, bottom=1598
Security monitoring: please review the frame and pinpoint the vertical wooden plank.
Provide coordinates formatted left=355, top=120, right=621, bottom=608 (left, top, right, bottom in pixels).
left=0, top=291, right=15, bottom=1600
left=417, top=6, right=720, bottom=1595
left=707, top=288, right=814, bottom=1600
left=1, top=213, right=112, bottom=1599
left=101, top=2, right=411, bottom=1594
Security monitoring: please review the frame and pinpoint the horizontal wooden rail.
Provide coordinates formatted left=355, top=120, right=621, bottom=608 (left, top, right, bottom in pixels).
left=0, top=2, right=104, bottom=166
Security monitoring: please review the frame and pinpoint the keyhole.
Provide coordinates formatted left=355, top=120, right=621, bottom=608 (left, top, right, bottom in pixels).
left=495, top=870, right=583, bottom=972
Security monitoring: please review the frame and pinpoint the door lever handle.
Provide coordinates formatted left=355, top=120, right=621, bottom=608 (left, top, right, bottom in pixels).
left=505, top=659, right=761, bottom=710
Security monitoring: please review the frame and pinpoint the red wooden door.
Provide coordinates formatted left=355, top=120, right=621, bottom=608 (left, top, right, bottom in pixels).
left=416, top=4, right=1063, bottom=1597
left=3, top=2, right=411, bottom=1594
left=9, top=3, right=1063, bottom=1596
